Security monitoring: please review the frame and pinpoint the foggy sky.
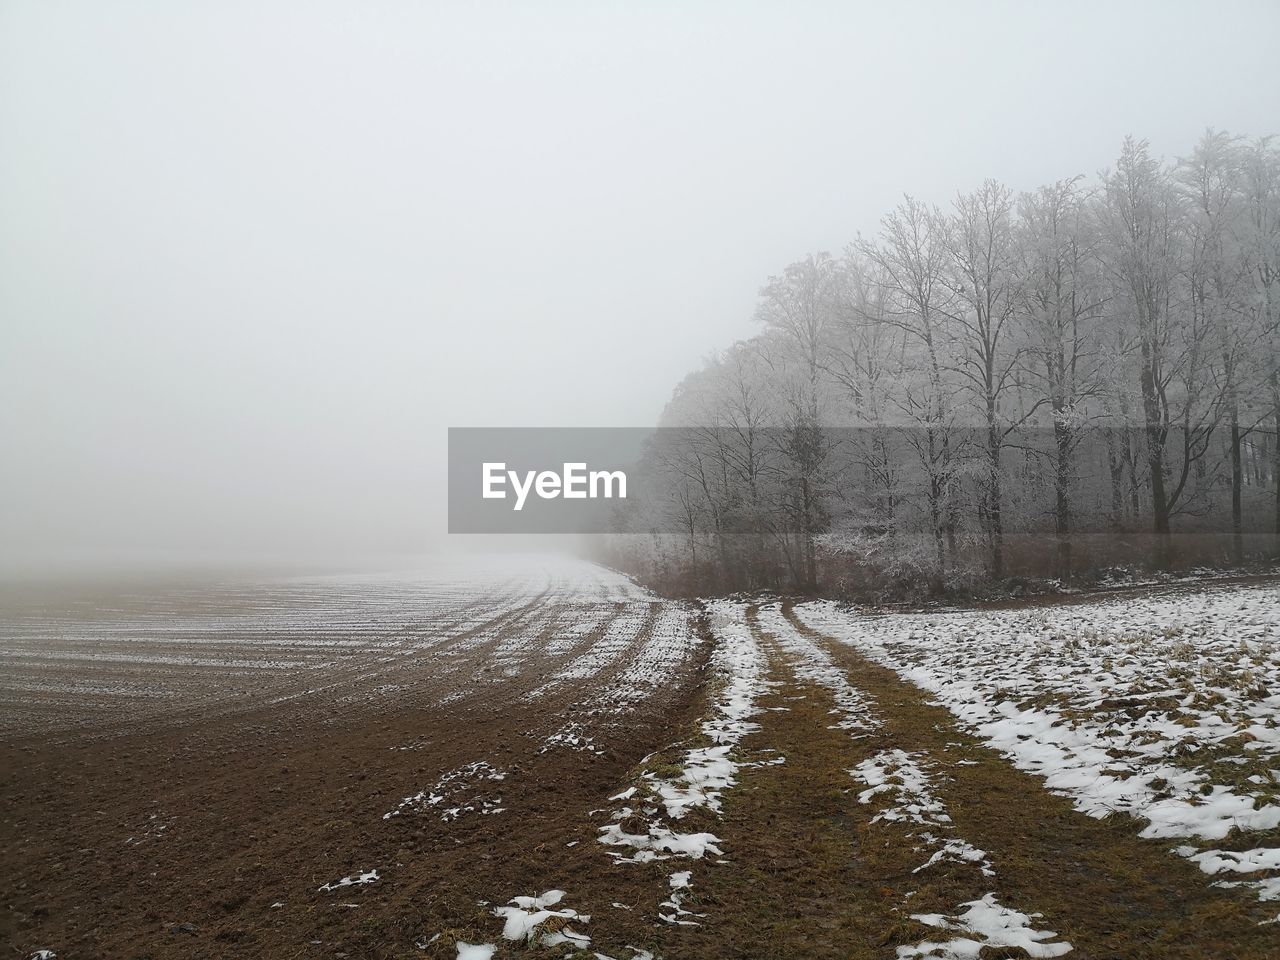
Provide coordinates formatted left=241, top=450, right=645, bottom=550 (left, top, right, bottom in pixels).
left=2, top=0, right=1278, bottom=571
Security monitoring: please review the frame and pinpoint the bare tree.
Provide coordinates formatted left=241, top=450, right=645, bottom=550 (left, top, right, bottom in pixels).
left=1238, top=138, right=1280, bottom=543
left=1015, top=177, right=1106, bottom=574
left=860, top=197, right=960, bottom=584
left=938, top=180, right=1022, bottom=576
left=618, top=129, right=1280, bottom=596
left=1102, top=139, right=1189, bottom=558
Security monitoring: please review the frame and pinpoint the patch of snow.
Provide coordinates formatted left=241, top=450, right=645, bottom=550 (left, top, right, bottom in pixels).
left=598, top=822, right=723, bottom=861
left=898, top=893, right=1072, bottom=958
left=755, top=605, right=879, bottom=733
left=851, top=750, right=994, bottom=878
left=798, top=586, right=1280, bottom=906
left=492, top=889, right=592, bottom=948
left=1190, top=846, right=1280, bottom=875
left=659, top=869, right=704, bottom=925
left=598, top=600, right=769, bottom=864
left=853, top=749, right=951, bottom=826
left=318, top=869, right=378, bottom=892
left=540, top=722, right=605, bottom=756
left=385, top=761, right=506, bottom=821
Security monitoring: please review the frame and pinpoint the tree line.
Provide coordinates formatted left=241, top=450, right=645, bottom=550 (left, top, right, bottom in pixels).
left=608, top=132, right=1280, bottom=597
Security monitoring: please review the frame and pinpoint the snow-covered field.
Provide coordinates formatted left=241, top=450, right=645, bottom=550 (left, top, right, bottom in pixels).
left=797, top=584, right=1280, bottom=911
left=8, top=562, right=1279, bottom=959
left=5, top=556, right=717, bottom=960
left=0, top=556, right=662, bottom=735
left=448, top=582, right=1277, bottom=959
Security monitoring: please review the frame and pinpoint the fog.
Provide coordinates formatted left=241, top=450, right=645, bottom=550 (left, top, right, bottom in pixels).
left=2, top=0, right=1278, bottom=573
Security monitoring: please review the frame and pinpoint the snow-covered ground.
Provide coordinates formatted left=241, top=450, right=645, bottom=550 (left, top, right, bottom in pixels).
left=452, top=600, right=765, bottom=958
left=754, top=605, right=879, bottom=735
left=0, top=555, right=661, bottom=733
left=597, top=599, right=770, bottom=866
left=760, top=603, right=1069, bottom=957
left=797, top=584, right=1280, bottom=910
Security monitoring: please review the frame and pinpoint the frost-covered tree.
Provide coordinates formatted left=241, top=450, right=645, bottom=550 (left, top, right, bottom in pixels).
left=1014, top=177, right=1105, bottom=574
left=613, top=130, right=1280, bottom=597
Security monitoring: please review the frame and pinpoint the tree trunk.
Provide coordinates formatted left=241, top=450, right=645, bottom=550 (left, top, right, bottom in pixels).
left=1138, top=333, right=1171, bottom=566
left=1107, top=427, right=1125, bottom=531
left=926, top=425, right=947, bottom=590
left=1229, top=400, right=1243, bottom=565
left=987, top=403, right=1004, bottom=579
left=1273, top=370, right=1280, bottom=549
left=1054, top=418, right=1073, bottom=577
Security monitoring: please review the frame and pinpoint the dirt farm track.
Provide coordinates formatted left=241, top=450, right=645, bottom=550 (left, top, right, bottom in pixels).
left=3, top=556, right=1279, bottom=960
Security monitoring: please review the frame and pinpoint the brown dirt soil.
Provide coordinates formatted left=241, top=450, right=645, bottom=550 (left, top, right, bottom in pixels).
left=5, top=581, right=1279, bottom=959
left=1, top=590, right=709, bottom=959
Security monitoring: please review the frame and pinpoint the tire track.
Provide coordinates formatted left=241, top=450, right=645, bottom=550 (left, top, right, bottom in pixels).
left=780, top=602, right=1280, bottom=959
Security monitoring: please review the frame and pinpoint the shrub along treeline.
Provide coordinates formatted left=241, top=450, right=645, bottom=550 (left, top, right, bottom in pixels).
left=606, top=133, right=1280, bottom=598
